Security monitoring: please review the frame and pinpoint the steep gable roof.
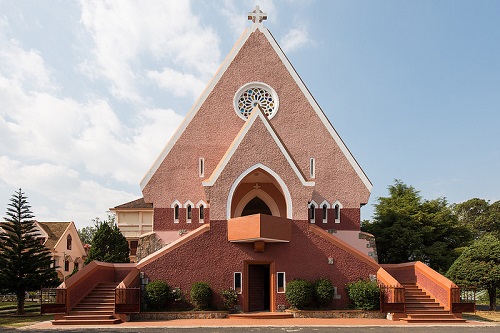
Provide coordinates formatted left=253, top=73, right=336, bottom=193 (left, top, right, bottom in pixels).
left=36, top=221, right=71, bottom=250
left=112, top=197, right=153, bottom=209
left=203, top=106, right=314, bottom=188
left=140, top=22, right=372, bottom=192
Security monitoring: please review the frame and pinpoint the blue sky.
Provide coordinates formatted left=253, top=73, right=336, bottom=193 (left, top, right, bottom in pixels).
left=1, top=0, right=499, bottom=228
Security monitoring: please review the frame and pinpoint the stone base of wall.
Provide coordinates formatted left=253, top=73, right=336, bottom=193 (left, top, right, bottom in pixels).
left=287, top=310, right=386, bottom=319
left=132, top=311, right=229, bottom=321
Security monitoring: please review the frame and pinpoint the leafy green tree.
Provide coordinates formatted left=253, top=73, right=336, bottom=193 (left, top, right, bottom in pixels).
left=84, top=215, right=129, bottom=264
left=0, top=189, right=59, bottom=314
left=453, top=198, right=500, bottom=239
left=446, top=234, right=500, bottom=310
left=78, top=224, right=97, bottom=245
left=362, top=180, right=471, bottom=273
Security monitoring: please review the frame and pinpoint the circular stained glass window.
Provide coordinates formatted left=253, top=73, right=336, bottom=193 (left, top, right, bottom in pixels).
left=234, top=82, right=279, bottom=120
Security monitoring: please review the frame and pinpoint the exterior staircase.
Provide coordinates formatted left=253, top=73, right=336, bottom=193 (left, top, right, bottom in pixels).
left=400, top=283, right=465, bottom=323
left=52, top=282, right=121, bottom=325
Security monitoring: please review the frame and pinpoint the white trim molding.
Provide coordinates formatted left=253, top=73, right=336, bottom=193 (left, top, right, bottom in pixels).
left=233, top=189, right=280, bottom=218
left=226, top=163, right=293, bottom=219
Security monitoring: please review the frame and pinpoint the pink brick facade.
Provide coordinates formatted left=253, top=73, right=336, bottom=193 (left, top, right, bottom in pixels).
left=139, top=220, right=378, bottom=310
left=130, top=15, right=379, bottom=312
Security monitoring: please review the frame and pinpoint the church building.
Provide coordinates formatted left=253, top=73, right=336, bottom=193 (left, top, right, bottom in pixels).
left=116, top=6, right=379, bottom=312
left=103, top=8, right=467, bottom=320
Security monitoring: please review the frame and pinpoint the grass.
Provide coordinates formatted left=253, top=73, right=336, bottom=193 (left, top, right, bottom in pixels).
left=463, top=311, right=500, bottom=322
left=0, top=314, right=53, bottom=327
left=0, top=301, right=53, bottom=327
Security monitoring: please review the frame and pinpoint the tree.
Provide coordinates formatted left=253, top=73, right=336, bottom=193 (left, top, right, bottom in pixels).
left=84, top=215, right=130, bottom=264
left=78, top=224, right=97, bottom=245
left=453, top=198, right=500, bottom=239
left=0, top=189, right=59, bottom=315
left=362, top=180, right=471, bottom=273
left=446, top=234, right=500, bottom=310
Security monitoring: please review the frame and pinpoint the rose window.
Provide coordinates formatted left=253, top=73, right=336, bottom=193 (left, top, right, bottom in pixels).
left=234, top=83, right=279, bottom=120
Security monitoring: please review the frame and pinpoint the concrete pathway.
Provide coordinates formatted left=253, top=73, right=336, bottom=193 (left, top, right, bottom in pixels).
left=21, top=317, right=499, bottom=330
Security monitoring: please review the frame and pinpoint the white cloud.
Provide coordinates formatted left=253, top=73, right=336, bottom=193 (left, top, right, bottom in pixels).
left=0, top=17, right=185, bottom=227
left=0, top=156, right=135, bottom=227
left=147, top=67, right=206, bottom=98
left=79, top=0, right=220, bottom=102
left=280, top=26, right=313, bottom=53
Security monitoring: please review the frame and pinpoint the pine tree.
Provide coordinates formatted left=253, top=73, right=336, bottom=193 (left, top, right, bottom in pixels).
left=84, top=215, right=130, bottom=264
left=0, top=189, right=59, bottom=315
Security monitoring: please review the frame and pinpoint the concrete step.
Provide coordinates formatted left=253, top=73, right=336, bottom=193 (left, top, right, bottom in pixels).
left=63, top=314, right=116, bottom=320
left=52, top=318, right=121, bottom=325
left=68, top=310, right=114, bottom=316
left=229, top=312, right=294, bottom=319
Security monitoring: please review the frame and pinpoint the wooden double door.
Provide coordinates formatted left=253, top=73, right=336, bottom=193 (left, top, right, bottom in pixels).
left=247, top=264, right=271, bottom=312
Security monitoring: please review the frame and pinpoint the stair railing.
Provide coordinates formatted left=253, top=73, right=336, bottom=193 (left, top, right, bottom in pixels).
left=40, top=288, right=67, bottom=314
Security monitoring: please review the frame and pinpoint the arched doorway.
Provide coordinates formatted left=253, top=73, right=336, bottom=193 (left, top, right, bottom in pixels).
left=242, top=197, right=272, bottom=216
left=228, top=164, right=290, bottom=219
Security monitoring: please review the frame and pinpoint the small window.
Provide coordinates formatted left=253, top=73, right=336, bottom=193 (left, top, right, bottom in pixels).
left=334, top=204, right=340, bottom=222
left=64, top=260, right=70, bottom=272
left=199, top=205, right=205, bottom=222
left=322, top=204, right=328, bottom=223
left=187, top=205, right=192, bottom=222
left=174, top=204, right=179, bottom=222
left=67, top=235, right=72, bottom=250
left=309, top=203, right=315, bottom=223
left=74, top=262, right=79, bottom=271
left=130, top=240, right=138, bottom=256
left=199, top=158, right=205, bottom=178
left=277, top=272, right=286, bottom=293
left=310, top=158, right=315, bottom=178
left=234, top=272, right=242, bottom=294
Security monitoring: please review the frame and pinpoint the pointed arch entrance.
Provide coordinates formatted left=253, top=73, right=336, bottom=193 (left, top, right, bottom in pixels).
left=227, top=164, right=291, bottom=219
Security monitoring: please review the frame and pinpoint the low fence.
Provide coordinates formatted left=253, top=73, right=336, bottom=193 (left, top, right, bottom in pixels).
left=379, top=284, right=405, bottom=313
left=40, top=288, right=67, bottom=314
left=115, top=287, right=140, bottom=314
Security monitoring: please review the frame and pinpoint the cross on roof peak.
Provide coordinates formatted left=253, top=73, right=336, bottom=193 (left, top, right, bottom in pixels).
left=248, top=5, right=267, bottom=24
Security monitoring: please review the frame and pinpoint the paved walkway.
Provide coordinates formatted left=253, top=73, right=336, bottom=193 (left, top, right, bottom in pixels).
left=22, top=317, right=499, bottom=330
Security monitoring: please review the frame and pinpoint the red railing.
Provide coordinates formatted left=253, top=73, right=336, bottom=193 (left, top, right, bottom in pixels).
left=379, top=284, right=405, bottom=313
left=40, top=288, right=66, bottom=314
left=115, top=287, right=141, bottom=313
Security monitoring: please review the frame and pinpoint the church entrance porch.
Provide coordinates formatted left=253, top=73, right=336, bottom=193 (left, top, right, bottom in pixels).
left=244, top=261, right=275, bottom=312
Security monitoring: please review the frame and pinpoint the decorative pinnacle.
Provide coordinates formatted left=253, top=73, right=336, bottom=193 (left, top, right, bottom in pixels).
left=248, top=5, right=267, bottom=24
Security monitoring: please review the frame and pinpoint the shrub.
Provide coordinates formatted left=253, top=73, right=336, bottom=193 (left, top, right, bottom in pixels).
left=346, top=279, right=380, bottom=310
left=285, top=279, right=314, bottom=309
left=190, top=282, right=212, bottom=310
left=221, top=288, right=238, bottom=311
left=314, top=278, right=335, bottom=307
left=145, top=280, right=171, bottom=310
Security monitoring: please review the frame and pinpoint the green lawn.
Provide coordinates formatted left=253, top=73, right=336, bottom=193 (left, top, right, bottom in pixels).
left=0, top=302, right=53, bottom=327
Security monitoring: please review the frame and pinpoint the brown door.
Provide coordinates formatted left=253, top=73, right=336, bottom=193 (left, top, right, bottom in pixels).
left=248, top=264, right=270, bottom=312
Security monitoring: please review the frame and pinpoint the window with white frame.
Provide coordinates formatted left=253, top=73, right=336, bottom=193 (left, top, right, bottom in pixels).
left=334, top=202, right=342, bottom=223
left=277, top=272, right=286, bottom=293
left=186, top=204, right=192, bottom=222
left=234, top=272, right=242, bottom=294
left=308, top=201, right=317, bottom=223
left=199, top=205, right=205, bottom=222
left=199, top=158, right=204, bottom=178
left=310, top=158, right=315, bottom=179
left=197, top=200, right=207, bottom=223
left=174, top=204, right=179, bottom=222
left=322, top=204, right=328, bottom=223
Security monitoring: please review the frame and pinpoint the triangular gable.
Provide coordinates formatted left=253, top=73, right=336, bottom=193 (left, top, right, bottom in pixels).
left=202, top=106, right=314, bottom=188
left=140, top=21, right=371, bottom=192
left=52, top=222, right=86, bottom=255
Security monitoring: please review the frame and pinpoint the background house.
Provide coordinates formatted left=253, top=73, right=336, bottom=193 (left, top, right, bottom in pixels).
left=34, top=221, right=87, bottom=281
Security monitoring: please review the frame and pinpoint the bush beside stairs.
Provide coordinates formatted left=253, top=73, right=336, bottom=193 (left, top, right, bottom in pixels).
left=400, top=283, right=465, bottom=323
left=52, top=282, right=121, bottom=325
